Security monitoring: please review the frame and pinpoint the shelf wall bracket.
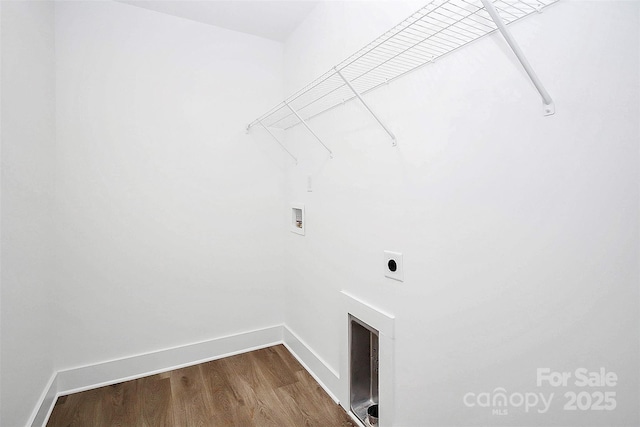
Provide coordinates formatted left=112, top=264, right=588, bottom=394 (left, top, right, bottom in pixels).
left=257, top=119, right=298, bottom=164
left=335, top=67, right=397, bottom=146
left=284, top=102, right=333, bottom=158
left=480, top=0, right=555, bottom=116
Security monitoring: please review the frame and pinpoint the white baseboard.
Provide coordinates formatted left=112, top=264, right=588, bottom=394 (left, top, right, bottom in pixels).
left=30, top=324, right=342, bottom=427
left=27, top=373, right=58, bottom=427
left=282, top=326, right=341, bottom=404
left=55, top=324, right=284, bottom=395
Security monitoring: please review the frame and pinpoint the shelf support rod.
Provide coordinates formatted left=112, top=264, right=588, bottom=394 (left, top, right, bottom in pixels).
left=480, top=0, right=555, bottom=116
left=257, top=119, right=298, bottom=164
left=284, top=102, right=333, bottom=158
left=335, top=67, right=397, bottom=146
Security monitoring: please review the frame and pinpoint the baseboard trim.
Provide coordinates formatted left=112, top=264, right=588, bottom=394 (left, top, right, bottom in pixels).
left=56, top=324, right=284, bottom=396
left=282, top=326, right=341, bottom=404
left=27, top=373, right=58, bottom=427
left=30, top=324, right=342, bottom=427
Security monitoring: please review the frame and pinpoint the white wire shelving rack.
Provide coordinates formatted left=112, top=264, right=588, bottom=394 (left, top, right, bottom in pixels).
left=247, top=0, right=558, bottom=162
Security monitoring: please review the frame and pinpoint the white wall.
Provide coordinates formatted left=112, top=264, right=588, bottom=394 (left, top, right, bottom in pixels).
left=2, top=1, right=638, bottom=426
left=283, top=1, right=639, bottom=426
left=0, top=1, right=57, bottom=426
left=54, top=1, right=286, bottom=370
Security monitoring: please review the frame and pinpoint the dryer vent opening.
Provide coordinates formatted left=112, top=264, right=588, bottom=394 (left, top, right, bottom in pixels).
left=350, top=315, right=379, bottom=426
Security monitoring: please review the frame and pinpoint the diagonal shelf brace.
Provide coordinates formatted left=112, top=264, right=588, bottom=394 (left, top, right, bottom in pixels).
left=335, top=67, right=398, bottom=146
left=480, top=0, right=555, bottom=116
left=257, top=119, right=298, bottom=165
left=284, top=102, right=333, bottom=158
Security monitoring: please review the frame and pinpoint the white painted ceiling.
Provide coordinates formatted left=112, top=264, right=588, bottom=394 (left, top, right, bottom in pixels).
left=117, top=0, right=321, bottom=42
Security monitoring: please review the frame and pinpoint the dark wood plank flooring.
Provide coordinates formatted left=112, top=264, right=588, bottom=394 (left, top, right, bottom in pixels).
left=47, top=344, right=355, bottom=427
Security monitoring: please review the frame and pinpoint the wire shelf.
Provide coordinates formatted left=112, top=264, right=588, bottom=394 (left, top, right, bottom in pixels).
left=248, top=0, right=557, bottom=131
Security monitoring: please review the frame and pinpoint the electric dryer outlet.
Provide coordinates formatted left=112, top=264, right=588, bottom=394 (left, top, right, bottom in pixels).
left=383, top=251, right=403, bottom=282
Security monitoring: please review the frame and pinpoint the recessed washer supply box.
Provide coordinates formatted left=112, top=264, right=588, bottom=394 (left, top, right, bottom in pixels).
left=291, top=203, right=305, bottom=235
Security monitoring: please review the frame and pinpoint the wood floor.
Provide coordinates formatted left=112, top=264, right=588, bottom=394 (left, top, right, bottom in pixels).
left=47, top=345, right=355, bottom=427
